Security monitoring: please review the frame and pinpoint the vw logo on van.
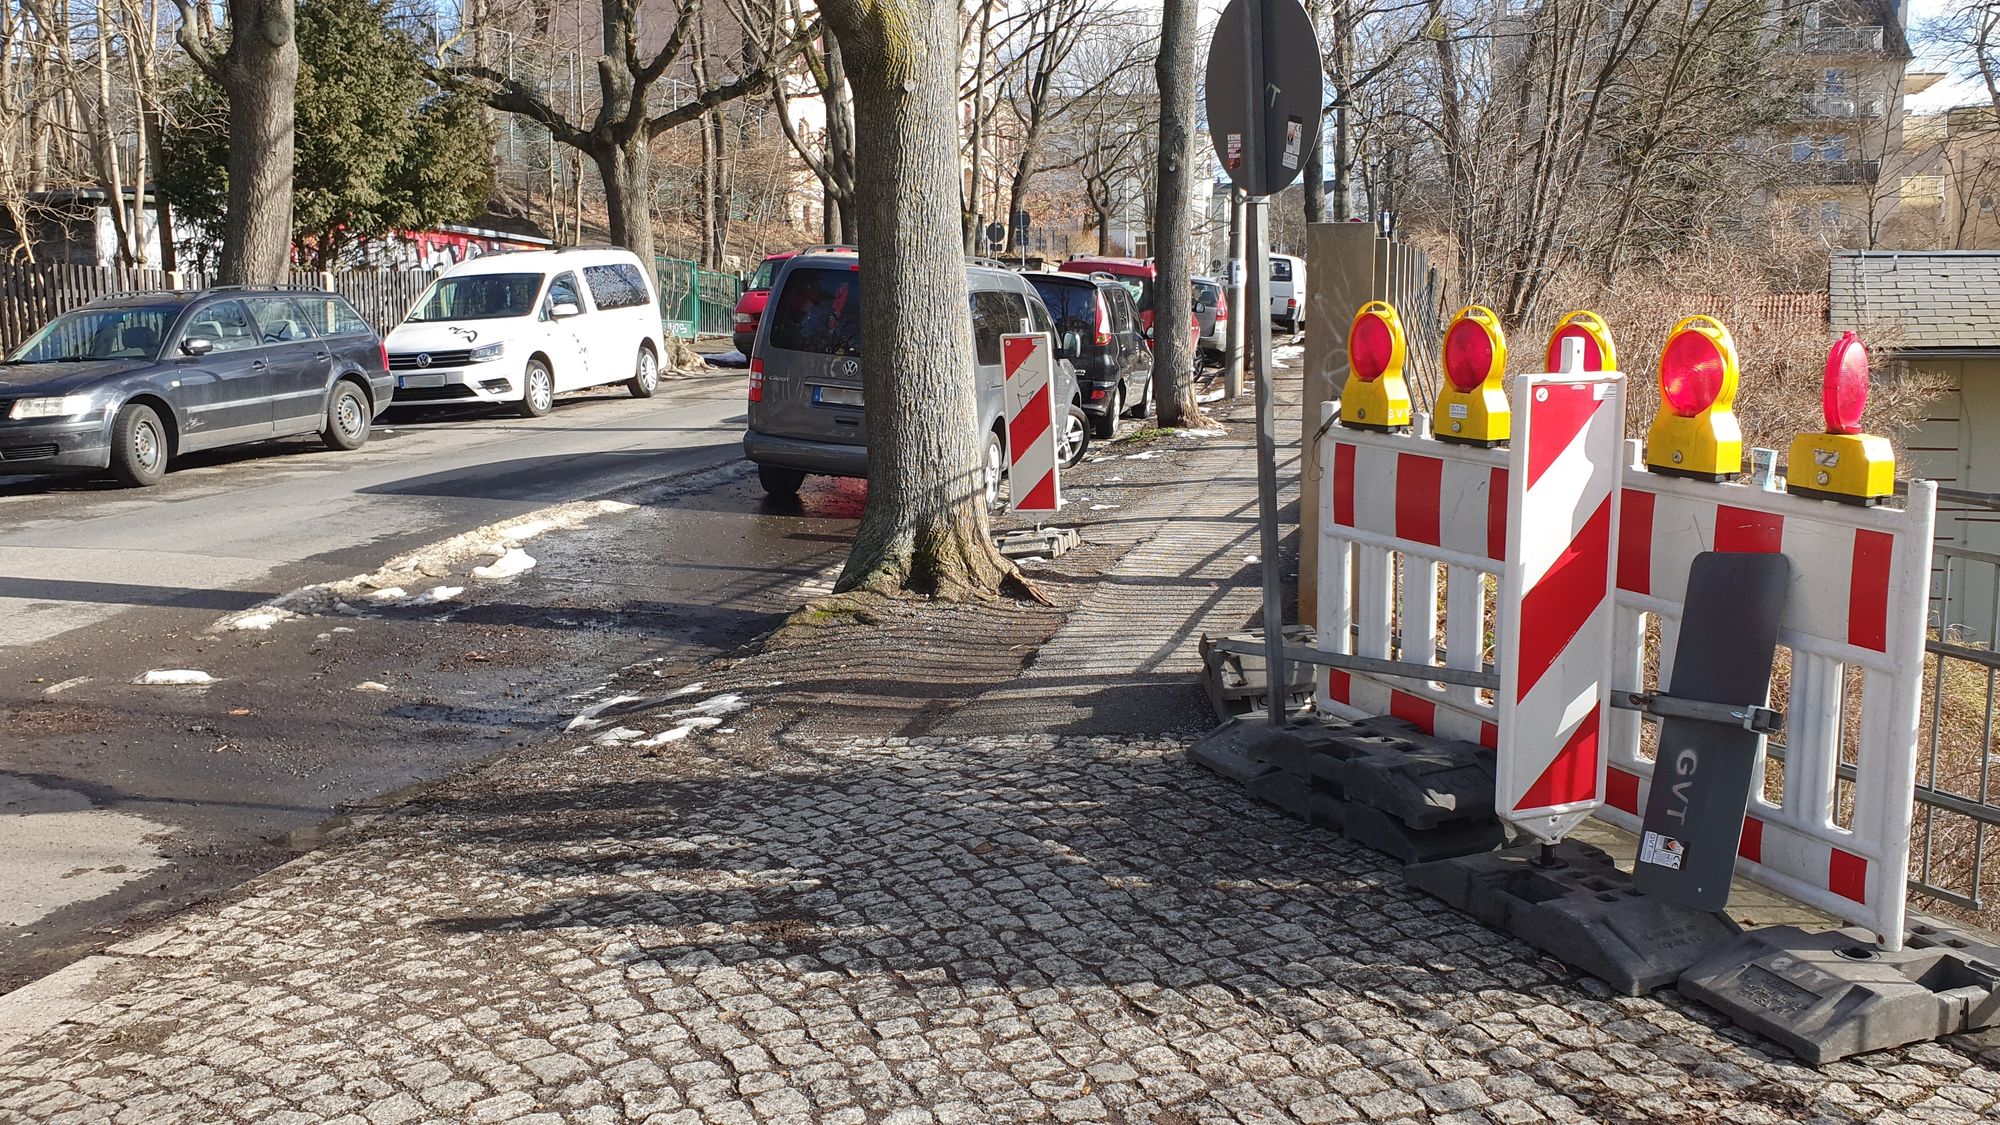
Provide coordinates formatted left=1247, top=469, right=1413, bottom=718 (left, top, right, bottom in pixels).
left=835, top=357, right=860, bottom=379
left=416, top=353, right=432, bottom=368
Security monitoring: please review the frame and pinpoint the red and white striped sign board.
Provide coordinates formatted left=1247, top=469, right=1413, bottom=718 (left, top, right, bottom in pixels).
left=1002, top=332, right=1060, bottom=514
left=1494, top=368, right=1625, bottom=845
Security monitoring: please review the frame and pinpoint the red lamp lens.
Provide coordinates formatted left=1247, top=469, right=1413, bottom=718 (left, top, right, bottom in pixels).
left=1547, top=326, right=1603, bottom=373
left=1349, top=314, right=1393, bottom=382
left=1823, top=332, right=1869, bottom=435
left=1443, top=319, right=1494, bottom=392
left=1659, top=331, right=1725, bottom=417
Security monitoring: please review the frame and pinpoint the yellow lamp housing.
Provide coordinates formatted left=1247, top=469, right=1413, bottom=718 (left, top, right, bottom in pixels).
left=1645, top=315, right=1743, bottom=481
left=1787, top=331, right=1895, bottom=506
left=1546, top=310, right=1617, bottom=374
left=1436, top=305, right=1509, bottom=446
left=1341, top=300, right=1413, bottom=432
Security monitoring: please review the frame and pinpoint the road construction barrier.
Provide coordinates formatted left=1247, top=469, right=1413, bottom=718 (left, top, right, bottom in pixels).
left=1002, top=332, right=1060, bottom=513
left=1314, top=303, right=1936, bottom=949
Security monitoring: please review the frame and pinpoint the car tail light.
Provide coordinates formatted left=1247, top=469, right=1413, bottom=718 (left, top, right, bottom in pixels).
left=734, top=312, right=753, bottom=327
left=748, top=357, right=765, bottom=403
left=1287, top=298, right=1299, bottom=310
left=1094, top=297, right=1111, bottom=347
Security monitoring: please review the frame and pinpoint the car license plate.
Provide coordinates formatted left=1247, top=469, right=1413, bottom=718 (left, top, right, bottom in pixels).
left=813, top=384, right=863, bottom=407
left=399, top=373, right=445, bottom=389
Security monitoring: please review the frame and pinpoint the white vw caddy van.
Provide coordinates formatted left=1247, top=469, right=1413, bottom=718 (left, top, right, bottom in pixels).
left=385, top=247, right=666, bottom=417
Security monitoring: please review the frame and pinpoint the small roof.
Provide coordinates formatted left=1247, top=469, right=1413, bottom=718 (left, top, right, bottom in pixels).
left=1829, top=251, right=2000, bottom=354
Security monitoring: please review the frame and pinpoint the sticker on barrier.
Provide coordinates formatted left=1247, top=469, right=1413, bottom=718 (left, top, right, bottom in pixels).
left=1493, top=362, right=1625, bottom=846
left=1001, top=332, right=1060, bottom=514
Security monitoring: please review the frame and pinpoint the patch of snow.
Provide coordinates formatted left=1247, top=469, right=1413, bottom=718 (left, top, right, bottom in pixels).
left=1090, top=504, right=1119, bottom=511
left=134, top=669, right=215, bottom=686
left=366, top=587, right=408, bottom=602
left=669, top=681, right=709, bottom=697
left=594, top=726, right=645, bottom=745
left=636, top=715, right=726, bottom=748
left=1245, top=556, right=1261, bottom=564
left=1273, top=344, right=1304, bottom=362
left=42, top=676, right=90, bottom=696
left=1197, top=387, right=1226, bottom=403
left=409, top=585, right=463, bottom=606
left=471, top=548, right=537, bottom=581
left=1106, top=476, right=1124, bottom=483
left=332, top=627, right=354, bottom=634
left=1125, top=450, right=1161, bottom=461
left=670, top=693, right=749, bottom=719
left=1179, top=428, right=1227, bottom=438
left=354, top=681, right=390, bottom=693
left=215, top=607, right=298, bottom=632
left=566, top=694, right=644, bottom=733
left=1016, top=555, right=1047, bottom=564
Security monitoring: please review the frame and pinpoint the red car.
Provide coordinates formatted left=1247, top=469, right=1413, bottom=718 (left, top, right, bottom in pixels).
left=732, top=250, right=801, bottom=356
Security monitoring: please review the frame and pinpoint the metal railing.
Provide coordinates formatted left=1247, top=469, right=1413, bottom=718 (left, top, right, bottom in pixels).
left=656, top=256, right=741, bottom=340
left=1797, top=25, right=1886, bottom=55
left=1798, top=93, right=1886, bottom=120
left=1910, top=487, right=2000, bottom=916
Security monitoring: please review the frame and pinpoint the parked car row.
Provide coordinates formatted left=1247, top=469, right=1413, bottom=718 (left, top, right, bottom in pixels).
left=0, top=247, right=666, bottom=487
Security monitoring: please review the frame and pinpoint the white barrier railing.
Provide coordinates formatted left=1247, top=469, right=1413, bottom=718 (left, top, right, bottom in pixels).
left=1600, top=446, right=1936, bottom=948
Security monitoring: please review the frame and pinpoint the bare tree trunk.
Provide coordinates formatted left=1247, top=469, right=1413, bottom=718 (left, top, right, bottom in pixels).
left=1150, top=0, right=1200, bottom=427
left=213, top=0, right=297, bottom=282
left=594, top=135, right=653, bottom=262
left=820, top=0, right=1016, bottom=600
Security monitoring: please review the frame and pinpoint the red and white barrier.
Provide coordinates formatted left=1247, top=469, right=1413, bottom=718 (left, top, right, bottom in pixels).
left=1600, top=458, right=1936, bottom=948
left=1314, top=329, right=1938, bottom=948
left=1315, top=423, right=1507, bottom=746
left=1002, top=332, right=1060, bottom=514
left=1495, top=371, right=1625, bottom=846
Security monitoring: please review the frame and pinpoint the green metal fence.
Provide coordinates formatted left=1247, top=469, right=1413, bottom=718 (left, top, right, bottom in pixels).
left=656, top=257, right=742, bottom=340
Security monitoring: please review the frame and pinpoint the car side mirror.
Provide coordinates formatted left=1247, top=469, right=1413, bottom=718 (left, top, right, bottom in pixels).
left=551, top=301, right=581, bottom=319
left=1059, top=331, right=1082, bottom=359
left=180, top=336, right=214, bottom=357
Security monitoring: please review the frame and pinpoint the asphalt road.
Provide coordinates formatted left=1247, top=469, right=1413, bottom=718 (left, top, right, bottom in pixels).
left=0, top=370, right=860, bottom=992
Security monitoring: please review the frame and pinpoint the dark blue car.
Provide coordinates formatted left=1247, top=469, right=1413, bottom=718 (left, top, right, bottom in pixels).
left=0, top=286, right=393, bottom=486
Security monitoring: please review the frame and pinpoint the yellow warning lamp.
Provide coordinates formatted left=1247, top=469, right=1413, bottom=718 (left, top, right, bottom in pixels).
left=1546, top=310, right=1618, bottom=373
left=1787, top=332, right=1894, bottom=506
left=1645, top=315, right=1742, bottom=481
left=1340, top=300, right=1413, bottom=432
left=1436, top=306, right=1509, bottom=446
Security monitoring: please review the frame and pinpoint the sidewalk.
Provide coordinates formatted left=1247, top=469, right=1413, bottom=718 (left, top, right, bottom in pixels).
left=3, top=372, right=1999, bottom=1124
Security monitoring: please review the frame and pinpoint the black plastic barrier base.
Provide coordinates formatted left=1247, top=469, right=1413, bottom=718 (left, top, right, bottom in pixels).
left=1405, top=841, right=1741, bottom=996
left=1679, top=921, right=2000, bottom=1064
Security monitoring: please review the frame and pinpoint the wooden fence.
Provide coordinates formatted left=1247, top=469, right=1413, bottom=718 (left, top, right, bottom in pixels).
left=0, top=264, right=438, bottom=353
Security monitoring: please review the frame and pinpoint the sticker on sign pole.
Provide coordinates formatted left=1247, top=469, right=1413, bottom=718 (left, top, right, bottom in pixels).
left=1002, top=332, right=1060, bottom=514
left=1494, top=369, right=1625, bottom=845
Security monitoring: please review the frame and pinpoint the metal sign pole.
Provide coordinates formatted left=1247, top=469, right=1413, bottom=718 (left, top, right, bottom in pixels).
left=1248, top=197, right=1286, bottom=726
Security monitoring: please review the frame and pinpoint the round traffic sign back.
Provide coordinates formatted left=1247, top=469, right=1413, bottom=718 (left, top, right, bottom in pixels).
left=1205, top=0, right=1325, bottom=198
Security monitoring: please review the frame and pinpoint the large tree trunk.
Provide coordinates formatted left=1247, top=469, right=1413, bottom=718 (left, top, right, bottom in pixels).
left=821, top=0, right=1013, bottom=600
left=596, top=134, right=654, bottom=264
left=1150, top=0, right=1201, bottom=427
left=215, top=0, right=297, bottom=283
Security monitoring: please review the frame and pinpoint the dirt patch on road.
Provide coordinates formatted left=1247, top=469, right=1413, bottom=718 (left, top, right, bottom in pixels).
left=3, top=703, right=125, bottom=736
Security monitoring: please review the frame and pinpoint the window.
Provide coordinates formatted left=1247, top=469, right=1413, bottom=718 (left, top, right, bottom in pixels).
left=10, top=305, right=178, bottom=362
left=769, top=267, right=861, bottom=356
left=1791, top=135, right=1814, bottom=162
left=1271, top=258, right=1294, bottom=282
left=1819, top=200, right=1843, bottom=228
left=749, top=258, right=783, bottom=291
left=546, top=273, right=583, bottom=316
left=409, top=273, right=543, bottom=322
left=243, top=296, right=315, bottom=344
left=1819, top=135, right=1845, bottom=161
left=969, top=289, right=1025, bottom=367
left=583, top=263, right=652, bottom=310
left=1027, top=279, right=1096, bottom=337
left=181, top=301, right=257, bottom=354
left=295, top=296, right=371, bottom=337
left=1028, top=292, right=1056, bottom=338
left=1824, top=68, right=1846, bottom=95
left=1107, top=288, right=1135, bottom=335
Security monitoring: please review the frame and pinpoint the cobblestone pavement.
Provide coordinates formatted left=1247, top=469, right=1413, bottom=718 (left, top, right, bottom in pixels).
left=3, top=730, right=1999, bottom=1124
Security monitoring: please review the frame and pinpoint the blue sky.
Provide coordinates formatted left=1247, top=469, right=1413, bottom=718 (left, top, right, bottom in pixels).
left=1905, top=0, right=1987, bottom=112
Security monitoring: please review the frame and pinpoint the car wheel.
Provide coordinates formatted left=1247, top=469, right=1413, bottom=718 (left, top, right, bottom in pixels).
left=628, top=344, right=660, bottom=398
left=758, top=464, right=805, bottom=498
left=983, top=429, right=1005, bottom=508
left=321, top=381, right=371, bottom=451
left=1093, top=386, right=1121, bottom=438
left=1128, top=373, right=1153, bottom=419
left=1059, top=403, right=1090, bottom=468
left=109, top=403, right=168, bottom=487
left=518, top=359, right=554, bottom=417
